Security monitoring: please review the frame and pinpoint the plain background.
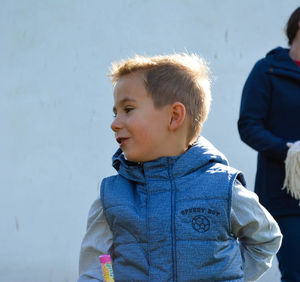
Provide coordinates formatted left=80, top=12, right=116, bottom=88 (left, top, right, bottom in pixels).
left=1, top=1, right=299, bottom=281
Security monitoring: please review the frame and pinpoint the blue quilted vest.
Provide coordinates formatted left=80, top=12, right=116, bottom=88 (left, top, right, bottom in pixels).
left=101, top=137, right=245, bottom=281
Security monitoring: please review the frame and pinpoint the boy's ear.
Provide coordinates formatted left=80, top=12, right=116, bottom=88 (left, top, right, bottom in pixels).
left=169, top=102, right=186, bottom=131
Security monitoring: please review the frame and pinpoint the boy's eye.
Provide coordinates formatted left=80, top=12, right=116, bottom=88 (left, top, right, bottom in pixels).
left=112, top=106, right=134, bottom=118
left=124, top=106, right=134, bottom=113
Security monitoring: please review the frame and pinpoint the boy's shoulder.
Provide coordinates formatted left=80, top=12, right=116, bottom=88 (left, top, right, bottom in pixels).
left=198, top=161, right=246, bottom=187
left=100, top=174, right=134, bottom=201
left=100, top=174, right=120, bottom=190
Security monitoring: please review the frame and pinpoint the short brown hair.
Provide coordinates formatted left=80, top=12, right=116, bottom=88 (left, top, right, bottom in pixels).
left=110, top=53, right=211, bottom=143
left=286, top=6, right=300, bottom=46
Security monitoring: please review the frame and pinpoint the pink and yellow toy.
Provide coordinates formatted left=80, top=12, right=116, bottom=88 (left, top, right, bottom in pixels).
left=99, top=254, right=114, bottom=282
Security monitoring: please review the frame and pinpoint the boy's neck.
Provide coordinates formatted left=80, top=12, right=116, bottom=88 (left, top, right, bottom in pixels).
left=162, top=126, right=193, bottom=158
left=161, top=141, right=190, bottom=158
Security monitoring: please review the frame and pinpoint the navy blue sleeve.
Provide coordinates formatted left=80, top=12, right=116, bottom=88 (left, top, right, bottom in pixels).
left=238, top=60, right=288, bottom=161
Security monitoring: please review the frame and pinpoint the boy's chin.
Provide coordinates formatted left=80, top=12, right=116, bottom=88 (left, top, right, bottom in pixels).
left=124, top=153, right=155, bottom=163
left=123, top=154, right=142, bottom=163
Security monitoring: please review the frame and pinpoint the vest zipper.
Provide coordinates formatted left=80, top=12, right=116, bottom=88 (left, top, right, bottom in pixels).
left=168, top=159, right=177, bottom=281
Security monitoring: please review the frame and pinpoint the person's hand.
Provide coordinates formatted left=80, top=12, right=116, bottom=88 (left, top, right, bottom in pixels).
left=286, top=141, right=300, bottom=150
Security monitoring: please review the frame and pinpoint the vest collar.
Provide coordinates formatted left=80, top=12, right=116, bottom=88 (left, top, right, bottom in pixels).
left=112, top=136, right=229, bottom=183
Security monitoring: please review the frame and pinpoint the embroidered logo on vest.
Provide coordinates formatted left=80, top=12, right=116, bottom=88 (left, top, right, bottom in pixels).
left=180, top=207, right=221, bottom=233
left=192, top=215, right=210, bottom=232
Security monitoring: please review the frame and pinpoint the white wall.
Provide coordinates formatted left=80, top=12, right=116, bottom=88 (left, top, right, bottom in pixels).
left=1, top=1, right=298, bottom=281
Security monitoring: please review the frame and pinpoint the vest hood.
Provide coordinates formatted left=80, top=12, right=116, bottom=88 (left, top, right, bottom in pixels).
left=112, top=136, right=229, bottom=184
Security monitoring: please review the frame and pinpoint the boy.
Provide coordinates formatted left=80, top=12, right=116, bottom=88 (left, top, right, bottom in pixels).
left=78, top=53, right=282, bottom=281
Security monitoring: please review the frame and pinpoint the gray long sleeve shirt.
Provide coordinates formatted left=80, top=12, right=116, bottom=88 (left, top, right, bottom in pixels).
left=78, top=180, right=282, bottom=282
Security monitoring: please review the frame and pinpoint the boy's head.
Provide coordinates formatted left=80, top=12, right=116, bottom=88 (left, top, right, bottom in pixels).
left=110, top=53, right=211, bottom=162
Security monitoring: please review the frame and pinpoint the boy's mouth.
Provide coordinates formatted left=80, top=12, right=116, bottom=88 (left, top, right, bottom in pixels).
left=116, top=137, right=129, bottom=145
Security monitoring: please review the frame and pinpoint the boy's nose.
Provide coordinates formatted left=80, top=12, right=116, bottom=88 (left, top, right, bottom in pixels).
left=111, top=117, right=122, bottom=132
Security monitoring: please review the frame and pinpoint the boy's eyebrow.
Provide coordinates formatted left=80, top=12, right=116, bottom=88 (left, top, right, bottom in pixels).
left=113, top=97, right=136, bottom=113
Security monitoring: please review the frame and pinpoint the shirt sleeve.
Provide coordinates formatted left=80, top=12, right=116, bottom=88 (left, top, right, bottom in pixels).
left=231, top=180, right=282, bottom=281
left=78, top=197, right=113, bottom=282
left=238, top=60, right=288, bottom=161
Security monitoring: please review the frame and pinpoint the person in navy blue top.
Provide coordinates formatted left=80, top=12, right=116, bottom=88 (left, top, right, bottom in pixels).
left=238, top=6, right=300, bottom=281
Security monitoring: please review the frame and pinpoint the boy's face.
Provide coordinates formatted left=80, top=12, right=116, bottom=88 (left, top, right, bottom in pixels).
left=111, top=73, right=171, bottom=163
